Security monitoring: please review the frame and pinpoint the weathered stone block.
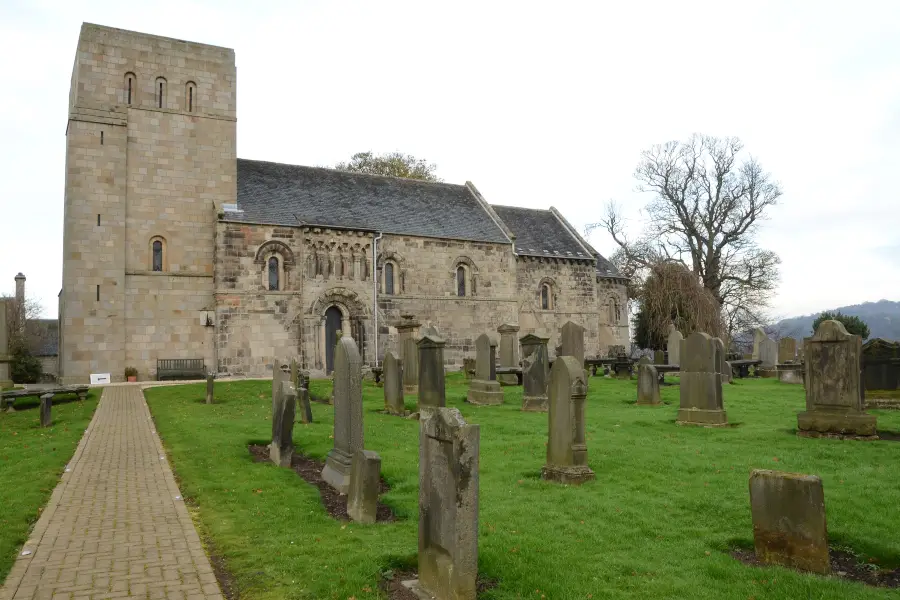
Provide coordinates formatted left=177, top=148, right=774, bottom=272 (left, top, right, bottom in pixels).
left=749, top=469, right=829, bottom=574
left=418, top=334, right=446, bottom=408
left=40, top=393, right=52, bottom=428
left=497, top=323, right=520, bottom=386
left=636, top=360, right=660, bottom=405
left=347, top=449, right=381, bottom=524
left=467, top=333, right=503, bottom=405
left=520, top=333, right=549, bottom=412
left=543, top=356, right=594, bottom=484
left=205, top=374, right=214, bottom=404
left=560, top=321, right=585, bottom=365
left=322, top=337, right=364, bottom=493
left=677, top=332, right=727, bottom=426
left=397, top=316, right=421, bottom=394
left=270, top=381, right=296, bottom=467
left=383, top=350, right=405, bottom=414
left=667, top=325, right=683, bottom=366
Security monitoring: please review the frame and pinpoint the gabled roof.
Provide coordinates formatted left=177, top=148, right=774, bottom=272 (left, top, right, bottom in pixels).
left=490, top=205, right=594, bottom=260
left=231, top=159, right=511, bottom=244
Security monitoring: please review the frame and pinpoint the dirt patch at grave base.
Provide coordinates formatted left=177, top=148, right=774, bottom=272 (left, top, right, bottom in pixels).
left=248, top=444, right=396, bottom=522
left=732, top=547, right=900, bottom=587
left=379, top=569, right=498, bottom=600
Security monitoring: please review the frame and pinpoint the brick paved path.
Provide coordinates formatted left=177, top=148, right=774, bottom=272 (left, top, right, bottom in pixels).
left=0, top=387, right=223, bottom=600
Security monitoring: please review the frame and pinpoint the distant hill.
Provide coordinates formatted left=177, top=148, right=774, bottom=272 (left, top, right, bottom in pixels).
left=772, top=300, right=900, bottom=341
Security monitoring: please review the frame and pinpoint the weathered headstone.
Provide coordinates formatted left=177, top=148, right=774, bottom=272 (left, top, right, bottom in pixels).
left=753, top=331, right=778, bottom=369
left=467, top=333, right=503, bottom=405
left=290, top=359, right=313, bottom=423
left=713, top=337, right=731, bottom=384
left=752, top=328, right=767, bottom=360
left=861, top=338, right=900, bottom=398
left=397, top=315, right=421, bottom=394
left=269, top=380, right=296, bottom=467
left=383, top=350, right=405, bottom=414
left=542, top=356, right=594, bottom=484
left=749, top=470, right=830, bottom=574
left=520, top=333, right=550, bottom=412
left=347, top=449, right=382, bottom=524
left=496, top=323, right=520, bottom=385
left=418, top=333, right=446, bottom=408
left=677, top=332, right=727, bottom=426
left=636, top=357, right=660, bottom=405
left=654, top=350, right=665, bottom=365
left=667, top=325, right=683, bottom=366
left=0, top=302, right=10, bottom=389
left=797, top=320, right=876, bottom=439
left=322, top=337, right=364, bottom=493
left=272, top=360, right=286, bottom=416
left=559, top=321, right=585, bottom=366
left=404, top=407, right=479, bottom=600
left=779, top=337, right=798, bottom=364
left=205, top=374, right=214, bottom=404
left=40, top=393, right=52, bottom=427
left=462, top=357, right=475, bottom=380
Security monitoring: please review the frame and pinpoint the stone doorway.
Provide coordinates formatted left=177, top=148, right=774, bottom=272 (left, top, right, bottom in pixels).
left=324, top=306, right=343, bottom=374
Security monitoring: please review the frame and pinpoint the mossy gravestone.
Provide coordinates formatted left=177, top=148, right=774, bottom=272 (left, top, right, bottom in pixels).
left=347, top=449, right=381, bottom=524
left=542, top=356, right=594, bottom=485
left=269, top=380, right=296, bottom=467
left=497, top=323, right=520, bottom=385
left=560, top=321, right=585, bottom=366
left=520, top=333, right=550, bottom=412
left=467, top=333, right=503, bottom=405
left=397, top=315, right=421, bottom=394
left=322, top=337, right=364, bottom=493
left=636, top=357, right=660, bottom=405
left=383, top=350, right=405, bottom=415
left=418, top=333, right=447, bottom=408
left=677, top=332, right=727, bottom=426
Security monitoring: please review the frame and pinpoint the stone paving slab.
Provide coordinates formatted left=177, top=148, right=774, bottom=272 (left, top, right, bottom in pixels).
left=0, top=387, right=224, bottom=600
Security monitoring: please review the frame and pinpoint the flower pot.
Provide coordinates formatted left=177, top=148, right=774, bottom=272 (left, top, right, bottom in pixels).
left=127, top=375, right=137, bottom=383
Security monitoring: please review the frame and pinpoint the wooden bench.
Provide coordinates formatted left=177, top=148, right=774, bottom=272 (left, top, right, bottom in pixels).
left=1, top=386, right=89, bottom=412
left=156, top=359, right=206, bottom=381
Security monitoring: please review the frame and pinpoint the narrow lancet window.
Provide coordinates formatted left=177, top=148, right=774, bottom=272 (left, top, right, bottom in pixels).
left=457, top=266, right=466, bottom=297
left=385, top=262, right=394, bottom=295
left=541, top=283, right=550, bottom=310
left=268, top=257, right=279, bottom=290
left=152, top=240, right=163, bottom=272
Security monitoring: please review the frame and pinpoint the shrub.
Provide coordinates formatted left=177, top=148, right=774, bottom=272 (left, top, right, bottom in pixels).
left=10, top=345, right=42, bottom=384
left=124, top=366, right=138, bottom=378
left=812, top=311, right=870, bottom=340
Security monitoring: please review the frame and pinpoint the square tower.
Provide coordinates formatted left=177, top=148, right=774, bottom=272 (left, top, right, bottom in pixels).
left=60, top=23, right=236, bottom=383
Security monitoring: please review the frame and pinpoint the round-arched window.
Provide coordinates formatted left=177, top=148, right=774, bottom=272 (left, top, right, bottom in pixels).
left=268, top=256, right=280, bottom=291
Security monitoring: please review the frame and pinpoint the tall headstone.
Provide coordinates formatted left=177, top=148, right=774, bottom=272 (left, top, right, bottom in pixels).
left=520, top=333, right=550, bottom=412
left=467, top=333, right=503, bottom=405
left=205, top=374, right=214, bottom=404
left=636, top=357, right=660, bottom=405
left=559, top=321, right=585, bottom=366
left=752, top=328, right=767, bottom=360
left=291, top=358, right=313, bottom=423
left=496, top=323, right=520, bottom=385
left=749, top=470, right=829, bottom=574
left=347, top=449, right=382, bottom=524
left=797, top=320, right=876, bottom=438
left=272, top=360, right=286, bottom=417
left=418, top=334, right=446, bottom=408
left=759, top=337, right=778, bottom=369
left=405, top=407, right=479, bottom=600
left=383, top=350, right=405, bottom=414
left=713, top=337, right=731, bottom=384
left=677, top=332, right=727, bottom=426
left=542, top=356, right=594, bottom=484
left=667, top=325, right=683, bottom=366
left=861, top=338, right=900, bottom=394
left=653, top=350, right=665, bottom=365
left=269, top=380, right=296, bottom=467
left=322, top=337, right=364, bottom=493
left=39, top=393, right=52, bottom=427
left=778, top=337, right=798, bottom=364
left=397, top=315, right=421, bottom=394
left=0, top=302, right=12, bottom=388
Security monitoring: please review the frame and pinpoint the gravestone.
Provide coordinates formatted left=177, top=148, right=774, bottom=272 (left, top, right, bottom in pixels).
left=205, top=374, right=214, bottom=404
left=749, top=469, right=829, bottom=574
left=779, top=337, right=798, bottom=364
left=861, top=338, right=900, bottom=401
left=291, top=359, right=313, bottom=423
left=756, top=333, right=777, bottom=369
left=418, top=333, right=447, bottom=408
left=654, top=350, right=665, bottom=365
left=636, top=357, right=660, bottom=405
left=397, top=315, right=421, bottom=394
left=777, top=365, right=804, bottom=385
left=752, top=328, right=767, bottom=360
left=667, top=325, right=683, bottom=366
left=797, top=320, right=876, bottom=439
left=269, top=380, right=296, bottom=467
left=347, top=449, right=382, bottom=524
left=0, top=302, right=10, bottom=388
left=467, top=333, right=503, bottom=405
left=272, top=361, right=287, bottom=418
left=496, top=323, right=520, bottom=385
left=542, top=356, right=594, bottom=484
left=40, top=393, right=52, bottom=427
left=677, top=332, right=727, bottom=426
left=404, top=407, right=479, bottom=600
left=383, top=350, right=405, bottom=414
left=322, top=337, right=365, bottom=493
left=520, top=333, right=550, bottom=412
left=462, top=357, right=475, bottom=380
left=713, top=337, right=731, bottom=384
left=559, top=321, right=585, bottom=365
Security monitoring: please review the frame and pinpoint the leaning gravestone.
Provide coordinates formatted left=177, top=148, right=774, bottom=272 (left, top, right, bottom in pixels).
left=542, top=356, right=594, bottom=484
left=713, top=337, right=731, bottom=384
left=560, top=321, right=585, bottom=366
left=677, top=332, right=727, bottom=426
left=418, top=333, right=447, bottom=408
left=520, top=333, right=550, bottom=412
left=397, top=315, right=421, bottom=394
left=347, top=449, right=382, bottom=524
left=797, top=320, right=876, bottom=439
left=636, top=357, right=660, bottom=405
left=270, top=380, right=296, bottom=467
left=467, top=333, right=503, bottom=405
left=403, top=407, right=480, bottom=600
left=496, top=323, right=521, bottom=385
left=749, top=469, right=829, bottom=574
left=383, top=350, right=405, bottom=414
left=40, top=393, right=52, bottom=428
left=322, top=337, right=364, bottom=493
left=667, top=325, right=683, bottom=366
left=779, top=337, right=798, bottom=364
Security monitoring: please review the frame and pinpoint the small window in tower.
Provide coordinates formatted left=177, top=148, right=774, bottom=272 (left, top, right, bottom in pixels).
left=268, top=256, right=280, bottom=290
left=156, top=77, right=166, bottom=109
left=384, top=262, right=395, bottom=295
left=125, top=72, right=135, bottom=105
left=186, top=81, right=196, bottom=112
left=456, top=265, right=466, bottom=297
left=100, top=130, right=104, bottom=145
left=96, top=285, right=100, bottom=302
left=97, top=214, right=101, bottom=226
left=152, top=240, right=163, bottom=272
left=541, top=283, right=551, bottom=310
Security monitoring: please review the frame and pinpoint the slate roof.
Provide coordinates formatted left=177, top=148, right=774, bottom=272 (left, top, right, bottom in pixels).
left=25, top=319, right=58, bottom=356
left=490, top=205, right=593, bottom=260
left=231, top=159, right=511, bottom=244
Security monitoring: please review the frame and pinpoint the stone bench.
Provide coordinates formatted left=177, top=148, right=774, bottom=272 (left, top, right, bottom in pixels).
left=1, top=386, right=89, bottom=411
left=156, top=358, right=206, bottom=381
left=730, top=359, right=763, bottom=379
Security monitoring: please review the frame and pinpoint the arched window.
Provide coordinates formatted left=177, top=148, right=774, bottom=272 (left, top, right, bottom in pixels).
left=156, top=77, right=166, bottom=109
left=457, top=265, right=466, bottom=297
left=124, top=72, right=135, bottom=105
left=541, top=283, right=551, bottom=310
left=268, top=257, right=280, bottom=290
left=152, top=240, right=163, bottom=272
left=609, top=298, right=620, bottom=324
left=185, top=81, right=196, bottom=112
left=384, top=262, right=395, bottom=295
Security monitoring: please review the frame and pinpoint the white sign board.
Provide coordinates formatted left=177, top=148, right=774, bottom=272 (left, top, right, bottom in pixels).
left=90, top=373, right=111, bottom=385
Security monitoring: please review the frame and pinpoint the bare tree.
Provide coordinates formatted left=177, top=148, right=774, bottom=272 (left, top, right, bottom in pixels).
left=588, top=134, right=782, bottom=339
left=2, top=295, right=45, bottom=348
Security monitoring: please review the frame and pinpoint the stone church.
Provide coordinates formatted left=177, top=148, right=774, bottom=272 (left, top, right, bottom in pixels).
left=58, top=23, right=628, bottom=383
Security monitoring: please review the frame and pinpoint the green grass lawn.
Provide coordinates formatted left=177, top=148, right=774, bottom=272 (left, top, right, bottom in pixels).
left=0, top=391, right=100, bottom=581
left=144, top=376, right=900, bottom=600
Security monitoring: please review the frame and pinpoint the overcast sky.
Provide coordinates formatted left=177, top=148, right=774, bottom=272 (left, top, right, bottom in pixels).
left=1, top=0, right=898, bottom=321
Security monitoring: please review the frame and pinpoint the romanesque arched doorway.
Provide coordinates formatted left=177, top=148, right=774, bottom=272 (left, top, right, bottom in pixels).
left=324, top=305, right=343, bottom=374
